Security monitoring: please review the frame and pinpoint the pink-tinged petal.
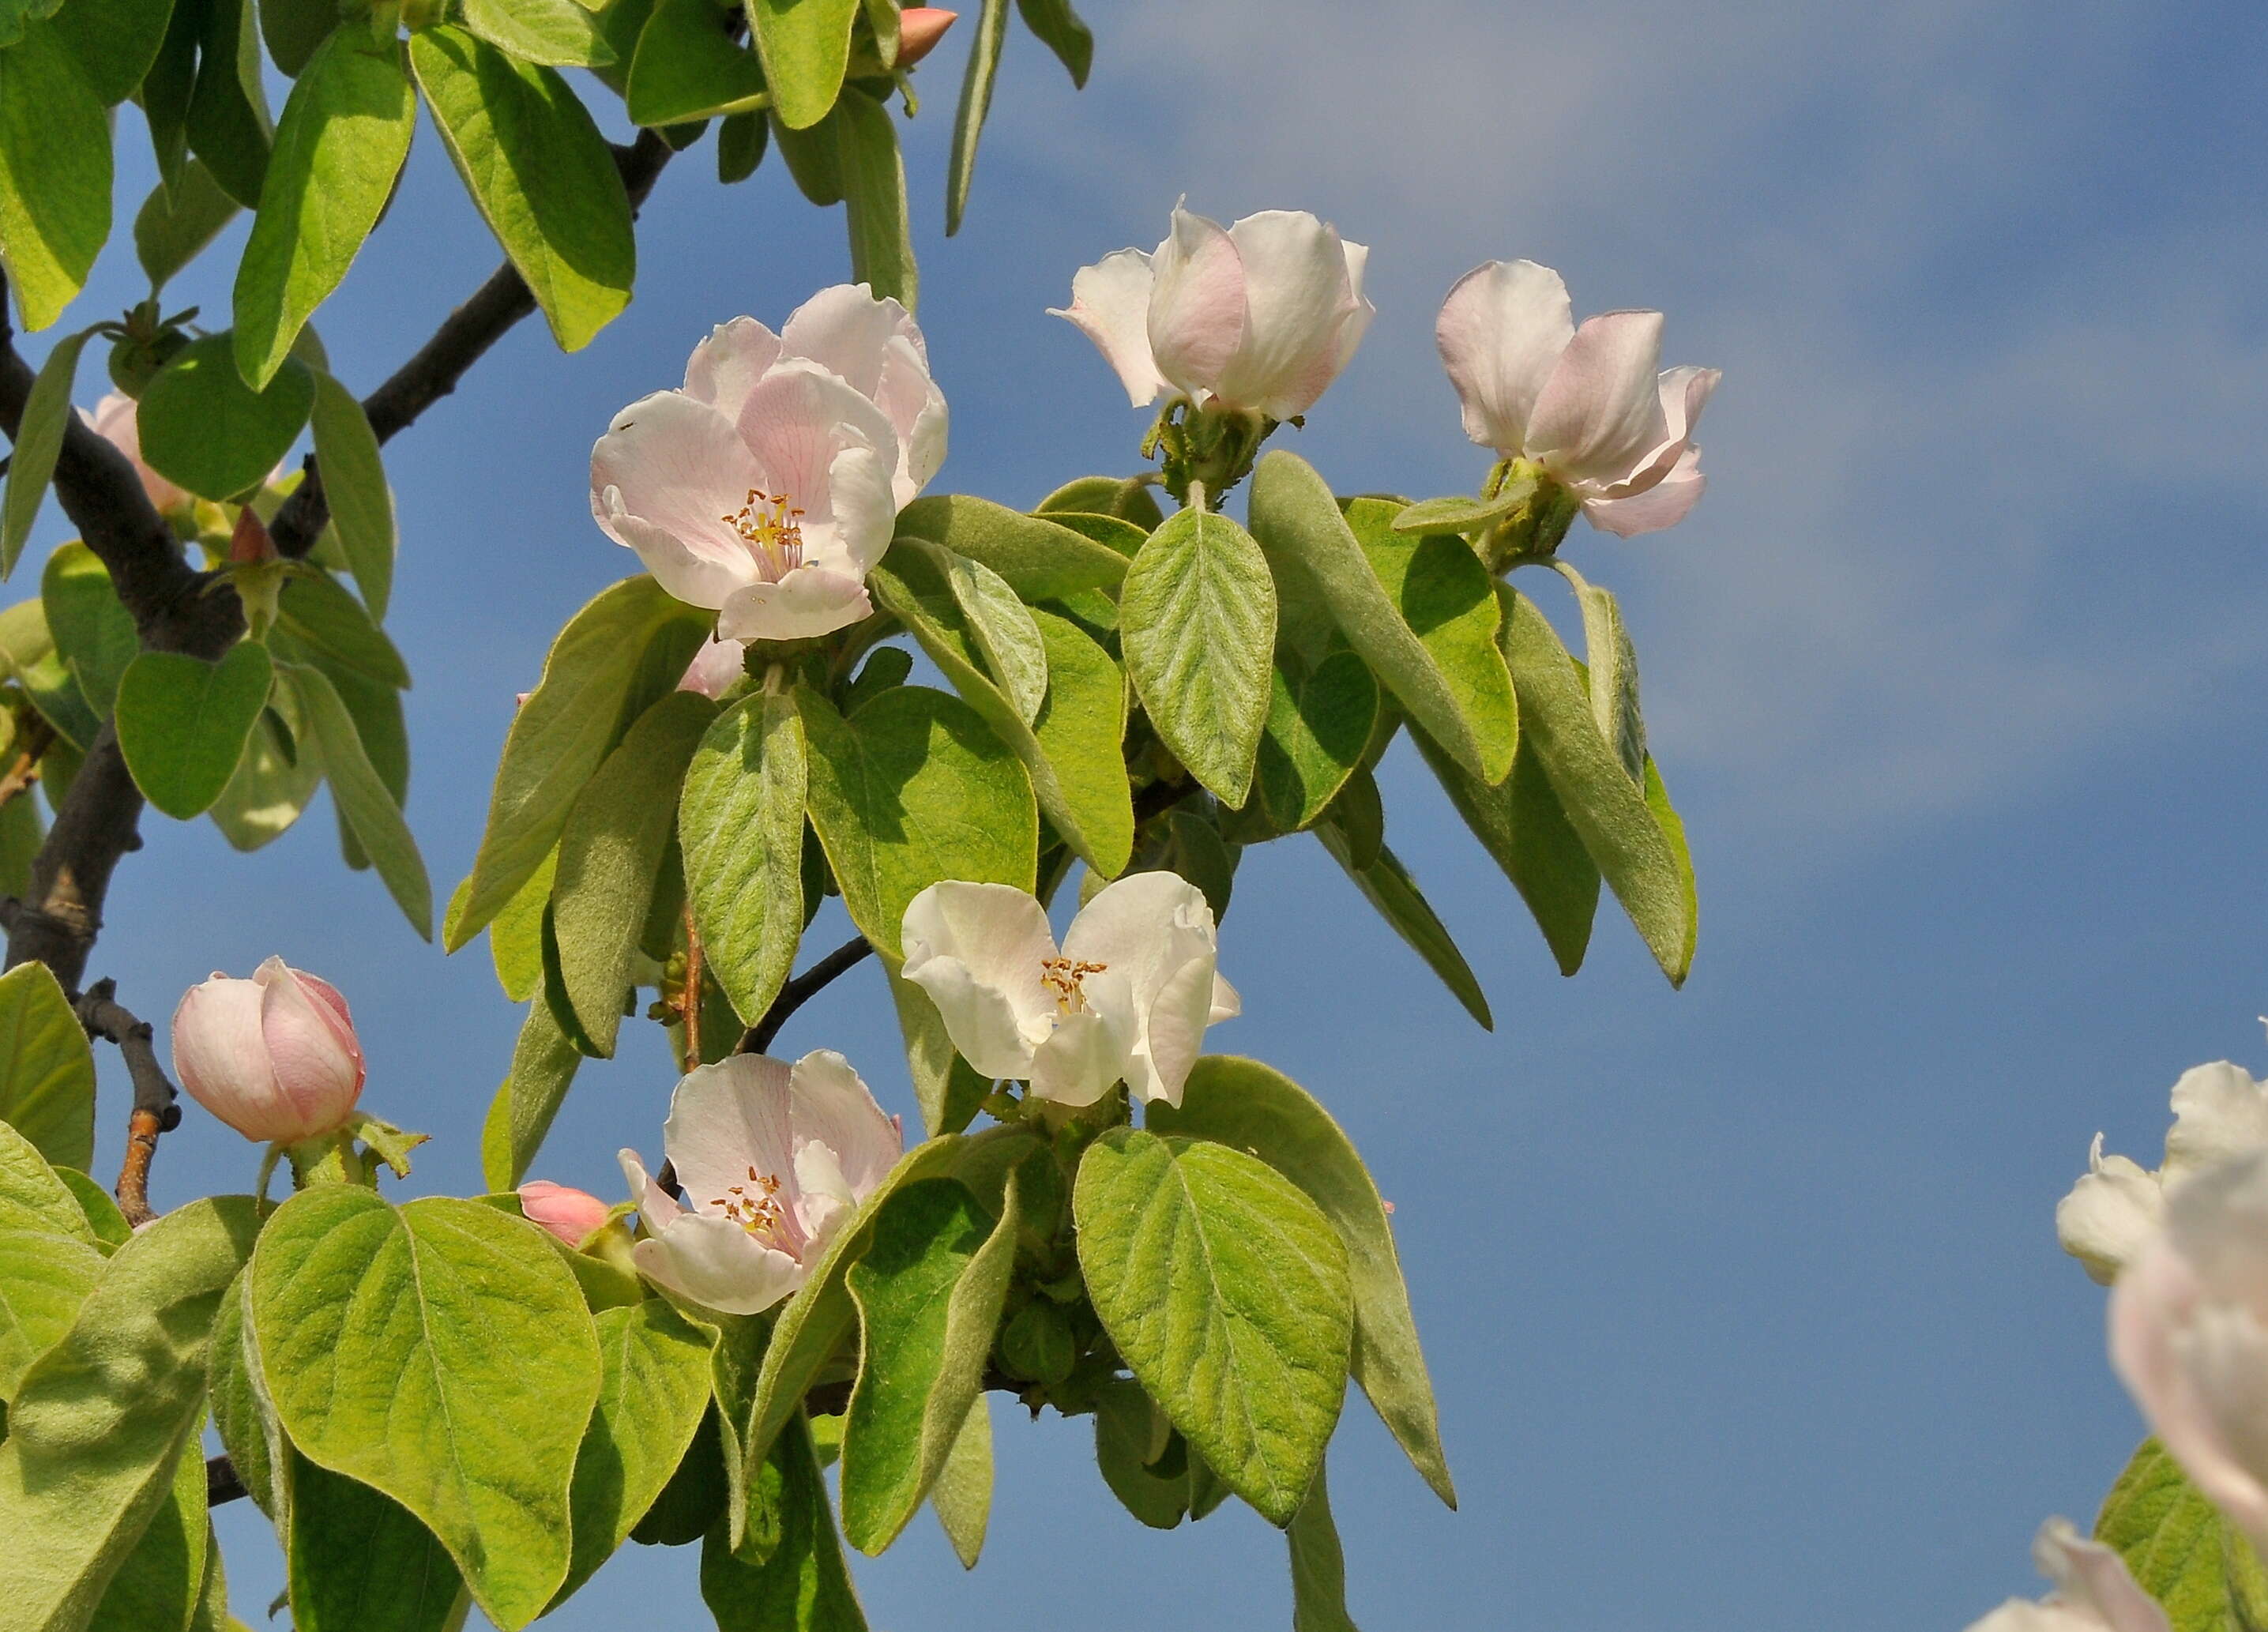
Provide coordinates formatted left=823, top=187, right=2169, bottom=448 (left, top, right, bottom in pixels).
left=716, top=566, right=872, bottom=642
left=780, top=283, right=917, bottom=400
left=1528, top=309, right=1669, bottom=486
left=1330, top=239, right=1375, bottom=381
left=1964, top=1602, right=2105, bottom=1632
left=2033, top=1519, right=2172, bottom=1632
left=1595, top=364, right=1724, bottom=500
left=790, top=1141, right=856, bottom=1259
left=1434, top=259, right=1574, bottom=456
left=735, top=359, right=900, bottom=518
left=85, top=392, right=189, bottom=511
left=257, top=963, right=364, bottom=1138
left=902, top=881, right=1060, bottom=1074
left=872, top=336, right=947, bottom=504
left=590, top=391, right=767, bottom=608
left=1125, top=952, right=1219, bottom=1107
left=786, top=1049, right=901, bottom=1202
left=283, top=965, right=360, bottom=1059
left=1029, top=1004, right=1131, bottom=1107
left=663, top=1055, right=795, bottom=1215
left=636, top=1216, right=805, bottom=1314
left=171, top=976, right=288, bottom=1141
left=1581, top=446, right=1706, bottom=538
left=1147, top=205, right=1247, bottom=404
left=811, top=442, right=898, bottom=578
left=1049, top=248, right=1166, bottom=408
left=683, top=317, right=784, bottom=421
left=620, top=1148, right=684, bottom=1227
left=679, top=635, right=748, bottom=700
left=1213, top=210, right=1367, bottom=419
left=520, top=1181, right=611, bottom=1247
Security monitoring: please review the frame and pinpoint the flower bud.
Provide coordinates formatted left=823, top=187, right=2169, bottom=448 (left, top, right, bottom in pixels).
left=519, top=1180, right=611, bottom=1247
left=897, top=7, right=957, bottom=66
left=171, top=957, right=365, bottom=1144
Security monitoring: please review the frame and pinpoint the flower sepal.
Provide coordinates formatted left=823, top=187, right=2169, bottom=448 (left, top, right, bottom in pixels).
left=1145, top=400, right=1274, bottom=506
left=1476, top=464, right=1582, bottom=570
left=259, top=1112, right=427, bottom=1204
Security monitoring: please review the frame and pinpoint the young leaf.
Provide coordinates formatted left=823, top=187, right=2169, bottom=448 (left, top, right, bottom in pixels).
left=795, top=684, right=1036, bottom=957
left=1093, top=1379, right=1190, bottom=1529
left=209, top=702, right=323, bottom=852
left=307, top=371, right=397, bottom=619
left=1313, top=824, right=1492, bottom=1031
left=1256, top=649, right=1378, bottom=833
left=449, top=577, right=710, bottom=949
left=232, top=29, right=416, bottom=390
left=276, top=572, right=409, bottom=688
left=698, top=1416, right=869, bottom=1631
left=52, top=1167, right=128, bottom=1250
left=208, top=1276, right=283, bottom=1522
left=138, top=333, right=316, bottom=501
left=1247, top=451, right=1512, bottom=785
left=0, top=1227, right=103, bottom=1402
left=839, top=1175, right=1020, bottom=1555
left=461, top=0, right=619, bottom=67
left=0, top=324, right=92, bottom=578
left=1035, top=473, right=1160, bottom=529
left=1646, top=755, right=1699, bottom=966
left=679, top=692, right=808, bottom=1028
left=836, top=88, right=915, bottom=310
left=1074, top=1130, right=1352, bottom=1528
left=133, top=160, right=240, bottom=291
left=747, top=0, right=859, bottom=130
left=0, top=1106, right=95, bottom=1239
left=1014, top=0, right=1091, bottom=85
left=626, top=0, right=766, bottom=126
left=551, top=690, right=716, bottom=1055
left=408, top=26, right=636, bottom=352
left=0, top=596, right=100, bottom=749
left=278, top=661, right=432, bottom=938
left=1152, top=1056, right=1456, bottom=1509
left=184, top=0, right=274, bottom=210
left=769, top=107, right=843, bottom=206
left=2096, top=1438, right=2236, bottom=1632
left=1286, top=1461, right=1360, bottom=1632
left=930, top=1397, right=992, bottom=1569
left=1389, top=477, right=1538, bottom=536
left=115, top=642, right=276, bottom=820
left=287, top=1453, right=466, bottom=1632
left=0, top=23, right=111, bottom=331
left=478, top=999, right=582, bottom=1191
left=1559, top=563, right=1645, bottom=782
left=1119, top=505, right=1277, bottom=807
left=86, top=1411, right=210, bottom=1632
left=718, top=110, right=768, bottom=182
left=944, top=0, right=1007, bottom=235
left=895, top=494, right=1130, bottom=599
left=41, top=542, right=137, bottom=715
left=258, top=0, right=337, bottom=77
left=249, top=1188, right=603, bottom=1631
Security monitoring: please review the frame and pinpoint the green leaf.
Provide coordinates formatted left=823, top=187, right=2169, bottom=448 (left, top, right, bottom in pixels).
left=1120, top=505, right=1276, bottom=807
left=1013, top=0, right=1090, bottom=85
left=307, top=371, right=396, bottom=619
left=929, top=1397, right=991, bottom=1568
left=287, top=1454, right=466, bottom=1632
left=116, top=643, right=275, bottom=820
left=41, top=541, right=136, bottom=717
left=137, top=0, right=197, bottom=194
left=1645, top=754, right=1699, bottom=966
left=769, top=106, right=841, bottom=205
left=276, top=569, right=408, bottom=687
left=88, top=1412, right=211, bottom=1632
left=718, top=109, right=768, bottom=181
left=139, top=333, right=315, bottom=501
left=1557, top=564, right=1645, bottom=782
left=1036, top=474, right=1161, bottom=530
left=258, top=0, right=337, bottom=76
left=279, top=660, right=431, bottom=937
left=931, top=540, right=1047, bottom=724
left=1499, top=587, right=1691, bottom=985
left=944, top=0, right=1006, bottom=235
left=897, top=494, right=1129, bottom=598
left=484, top=848, right=555, bottom=1002
left=48, top=0, right=171, bottom=104
left=626, top=0, right=765, bottom=125
left=553, top=1299, right=714, bottom=1607
left=795, top=684, right=1036, bottom=957
left=1287, top=1461, right=1360, bottom=1632
left=249, top=1187, right=604, bottom=1630
left=185, top=0, right=273, bottom=211
left=462, top=0, right=618, bottom=66
left=698, top=1415, right=869, bottom=1631
left=1388, top=479, right=1537, bottom=537
left=1151, top=1056, right=1454, bottom=1509
left=1074, top=1129, right=1352, bottom=1527
left=1314, top=824, right=1492, bottom=1030
left=232, top=29, right=416, bottom=389
left=2098, top=1438, right=2236, bottom=1632
left=479, top=999, right=582, bottom=1190
left=551, top=689, right=715, bottom=1054
left=209, top=1273, right=282, bottom=1522
left=208, top=702, right=323, bottom=851
left=133, top=160, right=241, bottom=291
left=0, top=1227, right=102, bottom=1402
left=1093, top=1378, right=1188, bottom=1529
left=450, top=577, right=709, bottom=948
left=53, top=1166, right=128, bottom=1250
left=1248, top=452, right=1514, bottom=786
left=0, top=596, right=100, bottom=748
left=0, top=0, right=63, bottom=46
left=1256, top=649, right=1376, bottom=832
left=840, top=1175, right=1019, bottom=1555
left=408, top=26, right=636, bottom=352
left=0, top=22, right=111, bottom=331
left=1, top=325, right=93, bottom=577
left=836, top=88, right=914, bottom=310
left=0, top=947, right=96, bottom=1171
left=680, top=692, right=807, bottom=1028
left=0, top=1196, right=258, bottom=1632
left=747, top=0, right=858, bottom=129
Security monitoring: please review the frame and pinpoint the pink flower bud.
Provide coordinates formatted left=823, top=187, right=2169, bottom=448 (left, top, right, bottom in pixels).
left=897, top=7, right=957, bottom=65
left=228, top=507, right=276, bottom=565
left=171, top=957, right=365, bottom=1144
left=520, top=1181, right=611, bottom=1247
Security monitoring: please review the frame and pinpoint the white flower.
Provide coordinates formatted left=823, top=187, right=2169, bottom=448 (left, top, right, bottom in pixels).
left=2057, top=1062, right=2268, bottom=1284
left=1963, top=1519, right=2168, bottom=1632
left=619, top=1050, right=903, bottom=1315
left=1433, top=259, right=1718, bottom=538
left=589, top=284, right=946, bottom=643
left=1051, top=203, right=1372, bottom=423
left=900, top=873, right=1240, bottom=1108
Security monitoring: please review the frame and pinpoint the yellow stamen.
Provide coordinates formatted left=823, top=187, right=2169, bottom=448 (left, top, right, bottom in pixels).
left=1040, top=957, right=1109, bottom=1013
left=721, top=487, right=807, bottom=581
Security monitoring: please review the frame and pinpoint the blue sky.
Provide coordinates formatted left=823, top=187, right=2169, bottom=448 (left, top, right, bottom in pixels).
left=21, top=1, right=2268, bottom=1626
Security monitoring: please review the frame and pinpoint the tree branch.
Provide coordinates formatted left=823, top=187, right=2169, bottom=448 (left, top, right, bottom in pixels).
left=74, top=977, right=180, bottom=1224
left=740, top=934, right=874, bottom=1055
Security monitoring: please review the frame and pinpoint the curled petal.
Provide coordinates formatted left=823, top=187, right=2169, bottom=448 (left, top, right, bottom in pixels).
left=683, top=317, right=785, bottom=421
left=636, top=1216, right=806, bottom=1315
left=2165, top=1062, right=2268, bottom=1184
left=1209, top=972, right=1241, bottom=1025
left=1051, top=248, right=1168, bottom=408
left=816, top=442, right=900, bottom=578
left=1029, top=1002, right=1132, bottom=1107
left=1434, top=259, right=1574, bottom=456
left=620, top=1148, right=685, bottom=1228
left=786, top=1049, right=901, bottom=1202
left=735, top=360, right=901, bottom=528
left=716, top=566, right=873, bottom=642
left=1125, top=951, right=1220, bottom=1107
left=902, top=881, right=1060, bottom=1077
left=258, top=962, right=365, bottom=1137
left=679, top=636, right=749, bottom=700
left=873, top=336, right=949, bottom=505
left=2055, top=1136, right=2165, bottom=1285
left=2032, top=1519, right=2172, bottom=1632
left=1147, top=205, right=1247, bottom=405
left=780, top=283, right=920, bottom=402
left=1527, top=309, right=1670, bottom=487
left=1581, top=446, right=1706, bottom=538
left=1212, top=210, right=1370, bottom=419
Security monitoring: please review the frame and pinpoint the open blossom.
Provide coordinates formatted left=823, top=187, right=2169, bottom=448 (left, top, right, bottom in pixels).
left=591, top=284, right=946, bottom=643
left=170, top=957, right=365, bottom=1144
left=83, top=392, right=188, bottom=512
left=619, top=1051, right=902, bottom=1315
left=901, top=872, right=1239, bottom=1108
left=2112, top=1152, right=2268, bottom=1552
left=1435, top=260, right=1718, bottom=539
left=1051, top=203, right=1372, bottom=422
left=519, top=1181, right=611, bottom=1247
left=1962, top=1519, right=2169, bottom=1632
left=2056, top=1062, right=2268, bottom=1284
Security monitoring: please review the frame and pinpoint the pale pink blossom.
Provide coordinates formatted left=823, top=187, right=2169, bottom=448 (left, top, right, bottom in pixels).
left=1051, top=204, right=1372, bottom=422
left=591, top=286, right=945, bottom=643
left=620, top=1051, right=903, bottom=1315
left=83, top=392, right=189, bottom=513
left=1435, top=260, right=1719, bottom=538
left=519, top=1181, right=611, bottom=1247
left=1962, top=1519, right=2168, bottom=1632
left=678, top=635, right=748, bottom=700
left=170, top=957, right=365, bottom=1144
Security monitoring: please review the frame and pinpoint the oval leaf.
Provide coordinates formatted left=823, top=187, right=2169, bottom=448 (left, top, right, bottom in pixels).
left=0, top=1226, right=102, bottom=1403
left=897, top=494, right=1130, bottom=597
left=679, top=691, right=807, bottom=1028
left=139, top=333, right=316, bottom=501
left=278, top=661, right=431, bottom=938
left=1, top=324, right=93, bottom=577
left=626, top=0, right=765, bottom=126
left=117, top=642, right=276, bottom=820
left=0, top=23, right=111, bottom=331
left=462, top=0, right=618, bottom=66
left=308, top=370, right=397, bottom=619
left=747, top=0, right=859, bottom=130
left=0, top=960, right=95, bottom=1171
left=836, top=88, right=913, bottom=310
left=1119, top=505, right=1276, bottom=807
left=1256, top=649, right=1377, bottom=833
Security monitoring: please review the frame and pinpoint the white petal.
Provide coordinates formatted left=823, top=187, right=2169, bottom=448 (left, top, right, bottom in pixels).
left=590, top=391, right=766, bottom=608
left=1050, top=248, right=1167, bottom=408
left=1124, top=951, right=1219, bottom=1107
left=662, top=1055, right=795, bottom=1213
left=2055, top=1138, right=2165, bottom=1284
left=1213, top=210, right=1367, bottom=419
left=790, top=1140, right=856, bottom=1260
left=2033, top=1519, right=2172, bottom=1632
left=683, top=317, right=784, bottom=421
left=716, top=567, right=873, bottom=642
left=1963, top=1602, right=2108, bottom=1632
left=1209, top=972, right=1241, bottom=1025
left=1526, top=310, right=1670, bottom=486
left=813, top=442, right=898, bottom=577
left=171, top=976, right=289, bottom=1141
left=735, top=359, right=901, bottom=527
left=1063, top=870, right=1217, bottom=1010
left=619, top=1148, right=684, bottom=1227
left=873, top=335, right=948, bottom=504
left=1146, top=205, right=1247, bottom=405
left=636, top=1216, right=805, bottom=1315
left=787, top=1048, right=902, bottom=1201
left=1580, top=446, right=1706, bottom=539
left=2165, top=1062, right=2268, bottom=1183
left=1588, top=364, right=1724, bottom=502
left=780, top=283, right=919, bottom=400
left=1029, top=1005, right=1132, bottom=1107
left=679, top=635, right=749, bottom=700
left=901, top=882, right=1059, bottom=1075
left=1434, top=259, right=1574, bottom=455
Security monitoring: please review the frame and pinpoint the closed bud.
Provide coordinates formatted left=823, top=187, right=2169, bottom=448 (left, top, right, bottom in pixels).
left=897, top=7, right=957, bottom=66
left=171, top=957, right=365, bottom=1144
left=519, top=1180, right=612, bottom=1247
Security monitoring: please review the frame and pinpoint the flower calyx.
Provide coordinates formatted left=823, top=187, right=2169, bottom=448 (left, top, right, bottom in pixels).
left=1145, top=398, right=1275, bottom=507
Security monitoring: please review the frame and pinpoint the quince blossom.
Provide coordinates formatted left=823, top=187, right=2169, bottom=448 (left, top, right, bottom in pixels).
left=170, top=957, right=365, bottom=1145
left=1962, top=1519, right=2169, bottom=1632
left=591, top=285, right=946, bottom=643
left=901, top=872, right=1239, bottom=1108
left=1051, top=203, right=1372, bottom=422
left=619, top=1050, right=902, bottom=1315
left=1435, top=259, right=1718, bottom=538
left=2056, top=1062, right=2268, bottom=1284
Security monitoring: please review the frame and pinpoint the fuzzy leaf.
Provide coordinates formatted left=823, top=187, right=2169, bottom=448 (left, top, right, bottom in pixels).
left=1119, top=505, right=1276, bottom=806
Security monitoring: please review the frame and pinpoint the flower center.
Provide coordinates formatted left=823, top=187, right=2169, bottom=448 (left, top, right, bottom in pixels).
left=722, top=487, right=805, bottom=582
left=712, top=1164, right=794, bottom=1248
left=1040, top=957, right=1108, bottom=1013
